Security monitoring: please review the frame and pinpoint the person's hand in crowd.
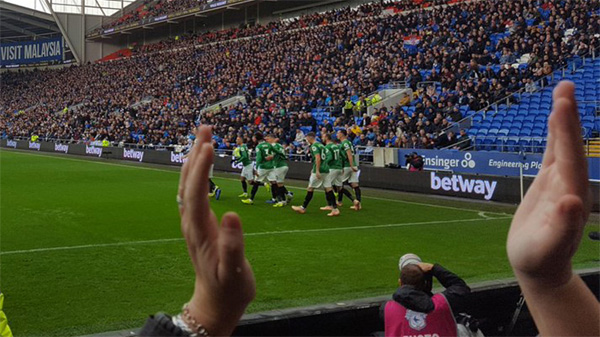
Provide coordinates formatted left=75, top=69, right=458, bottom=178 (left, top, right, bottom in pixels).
left=506, top=81, right=599, bottom=336
left=177, top=125, right=256, bottom=336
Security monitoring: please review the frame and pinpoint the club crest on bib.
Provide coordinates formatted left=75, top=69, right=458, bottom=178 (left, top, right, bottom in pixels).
left=406, top=310, right=428, bottom=331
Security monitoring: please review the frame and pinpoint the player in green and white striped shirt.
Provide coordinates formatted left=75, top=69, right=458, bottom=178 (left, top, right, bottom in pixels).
left=292, top=132, right=340, bottom=217
left=266, top=135, right=294, bottom=207
left=337, top=129, right=361, bottom=210
left=233, top=136, right=254, bottom=198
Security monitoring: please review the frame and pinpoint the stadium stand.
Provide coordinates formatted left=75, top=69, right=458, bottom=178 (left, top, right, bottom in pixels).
left=468, top=56, right=600, bottom=153
left=90, top=0, right=217, bottom=35
left=1, top=0, right=599, bottom=155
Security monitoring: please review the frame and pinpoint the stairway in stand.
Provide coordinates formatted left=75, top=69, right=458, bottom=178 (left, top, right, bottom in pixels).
left=586, top=139, right=600, bottom=158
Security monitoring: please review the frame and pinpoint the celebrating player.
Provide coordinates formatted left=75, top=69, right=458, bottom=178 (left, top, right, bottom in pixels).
left=337, top=129, right=361, bottom=210
left=321, top=133, right=343, bottom=211
left=233, top=136, right=254, bottom=198
left=266, top=135, right=294, bottom=207
left=292, top=132, right=339, bottom=217
left=242, top=132, right=276, bottom=205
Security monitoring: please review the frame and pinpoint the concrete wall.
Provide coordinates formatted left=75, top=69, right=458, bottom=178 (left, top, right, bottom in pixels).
left=56, top=12, right=121, bottom=64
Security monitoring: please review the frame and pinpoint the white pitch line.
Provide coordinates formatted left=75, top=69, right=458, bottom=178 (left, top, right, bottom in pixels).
left=2, top=150, right=512, bottom=216
left=0, top=216, right=510, bottom=256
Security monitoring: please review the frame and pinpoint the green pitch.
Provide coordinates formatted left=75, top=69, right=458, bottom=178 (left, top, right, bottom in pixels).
left=1, top=150, right=598, bottom=336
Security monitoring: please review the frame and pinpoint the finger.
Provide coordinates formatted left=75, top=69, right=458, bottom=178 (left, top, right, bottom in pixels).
left=184, top=127, right=216, bottom=243
left=548, top=82, right=588, bottom=192
left=178, top=160, right=191, bottom=217
left=217, top=212, right=246, bottom=282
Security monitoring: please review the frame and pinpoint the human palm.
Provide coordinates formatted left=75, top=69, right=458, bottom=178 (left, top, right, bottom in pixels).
left=507, top=81, right=590, bottom=287
left=178, top=126, right=256, bottom=335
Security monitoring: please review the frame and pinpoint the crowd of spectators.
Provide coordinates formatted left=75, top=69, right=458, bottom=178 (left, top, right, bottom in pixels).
left=92, top=0, right=218, bottom=34
left=2, top=0, right=599, bottom=153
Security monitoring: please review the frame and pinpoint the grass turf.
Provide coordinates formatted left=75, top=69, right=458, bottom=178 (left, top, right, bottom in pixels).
left=1, top=149, right=598, bottom=336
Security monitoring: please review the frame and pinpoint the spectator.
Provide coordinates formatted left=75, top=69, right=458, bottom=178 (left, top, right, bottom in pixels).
left=383, top=257, right=470, bottom=337
left=453, top=129, right=472, bottom=150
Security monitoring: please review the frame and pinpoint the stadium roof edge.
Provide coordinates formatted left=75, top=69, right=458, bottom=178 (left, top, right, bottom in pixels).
left=0, top=1, right=54, bottom=22
left=0, top=1, right=61, bottom=43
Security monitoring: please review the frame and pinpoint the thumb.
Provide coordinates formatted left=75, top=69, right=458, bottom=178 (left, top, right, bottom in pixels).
left=218, top=212, right=246, bottom=282
left=550, top=194, right=586, bottom=257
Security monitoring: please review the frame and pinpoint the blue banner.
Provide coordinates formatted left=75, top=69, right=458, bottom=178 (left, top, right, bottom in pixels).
left=0, top=38, right=63, bottom=65
left=398, top=149, right=600, bottom=181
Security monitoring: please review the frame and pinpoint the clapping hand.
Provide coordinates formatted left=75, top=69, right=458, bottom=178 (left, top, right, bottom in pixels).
left=178, top=126, right=256, bottom=336
left=507, top=81, right=590, bottom=287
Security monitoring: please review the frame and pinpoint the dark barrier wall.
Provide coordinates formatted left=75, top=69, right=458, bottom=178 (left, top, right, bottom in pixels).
left=232, top=271, right=600, bottom=336
left=3, top=140, right=599, bottom=210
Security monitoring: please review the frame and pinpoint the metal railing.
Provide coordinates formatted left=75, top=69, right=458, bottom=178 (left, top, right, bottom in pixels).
left=465, top=135, right=548, bottom=154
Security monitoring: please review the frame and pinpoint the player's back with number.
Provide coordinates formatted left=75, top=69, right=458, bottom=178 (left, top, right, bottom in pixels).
left=326, top=143, right=343, bottom=170
left=311, top=142, right=330, bottom=173
left=256, top=142, right=274, bottom=170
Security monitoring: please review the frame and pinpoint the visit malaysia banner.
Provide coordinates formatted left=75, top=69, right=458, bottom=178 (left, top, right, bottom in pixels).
left=0, top=38, right=63, bottom=65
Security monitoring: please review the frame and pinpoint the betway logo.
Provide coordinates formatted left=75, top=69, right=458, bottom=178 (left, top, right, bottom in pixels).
left=85, top=145, right=102, bottom=157
left=430, top=172, right=497, bottom=200
left=54, top=143, right=69, bottom=153
left=28, top=141, right=41, bottom=151
left=123, top=148, right=144, bottom=162
left=6, top=140, right=17, bottom=148
left=170, top=152, right=188, bottom=164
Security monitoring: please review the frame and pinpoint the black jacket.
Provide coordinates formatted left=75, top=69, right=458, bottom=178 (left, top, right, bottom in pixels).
left=382, top=264, right=471, bottom=320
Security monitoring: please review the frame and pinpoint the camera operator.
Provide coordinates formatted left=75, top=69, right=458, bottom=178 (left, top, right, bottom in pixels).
left=383, top=254, right=471, bottom=337
left=405, top=152, right=424, bottom=172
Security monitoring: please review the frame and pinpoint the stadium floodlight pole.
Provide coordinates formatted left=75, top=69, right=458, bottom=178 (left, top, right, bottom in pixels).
left=42, top=0, right=82, bottom=65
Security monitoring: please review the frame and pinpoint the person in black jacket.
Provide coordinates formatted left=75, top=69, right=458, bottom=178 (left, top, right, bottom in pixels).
left=390, top=262, right=471, bottom=316
left=381, top=259, right=471, bottom=337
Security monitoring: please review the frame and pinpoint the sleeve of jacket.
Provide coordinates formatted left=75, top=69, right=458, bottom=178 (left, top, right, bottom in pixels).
left=139, top=313, right=189, bottom=337
left=431, top=264, right=471, bottom=313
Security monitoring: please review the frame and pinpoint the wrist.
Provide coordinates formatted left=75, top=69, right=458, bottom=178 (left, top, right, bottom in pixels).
left=186, top=289, right=245, bottom=337
left=513, top=266, right=574, bottom=292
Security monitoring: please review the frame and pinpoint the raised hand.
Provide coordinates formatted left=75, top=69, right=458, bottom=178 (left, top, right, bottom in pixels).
left=507, top=81, right=590, bottom=287
left=506, top=81, right=598, bottom=336
left=178, top=126, right=256, bottom=336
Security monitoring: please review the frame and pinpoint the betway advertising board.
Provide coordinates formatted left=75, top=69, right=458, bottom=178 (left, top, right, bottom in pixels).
left=398, top=149, right=600, bottom=181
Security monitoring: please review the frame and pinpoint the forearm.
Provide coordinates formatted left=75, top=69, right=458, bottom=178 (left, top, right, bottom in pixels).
left=517, top=273, right=600, bottom=337
left=346, top=150, right=355, bottom=168
left=316, top=156, right=321, bottom=173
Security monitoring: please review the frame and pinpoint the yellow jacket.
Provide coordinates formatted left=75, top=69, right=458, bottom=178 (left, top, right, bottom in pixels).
left=0, top=293, right=13, bottom=337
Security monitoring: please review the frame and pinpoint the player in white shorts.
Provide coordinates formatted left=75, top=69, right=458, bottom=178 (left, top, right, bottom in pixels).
left=337, top=129, right=361, bottom=210
left=242, top=132, right=277, bottom=205
left=320, top=133, right=345, bottom=211
left=292, top=132, right=339, bottom=216
left=266, top=135, right=294, bottom=207
left=233, top=136, right=254, bottom=198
